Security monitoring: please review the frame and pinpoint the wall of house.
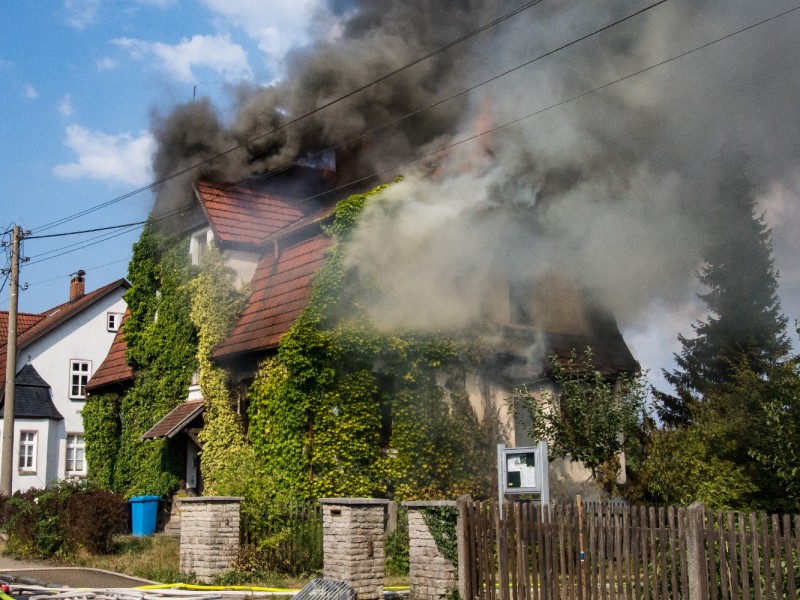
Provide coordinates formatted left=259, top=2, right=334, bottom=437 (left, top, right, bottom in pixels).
left=11, top=289, right=127, bottom=490
left=0, top=418, right=58, bottom=493
left=224, top=249, right=261, bottom=287
left=464, top=375, right=619, bottom=502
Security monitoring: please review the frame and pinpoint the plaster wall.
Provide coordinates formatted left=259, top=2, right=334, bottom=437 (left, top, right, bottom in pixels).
left=5, top=287, right=127, bottom=491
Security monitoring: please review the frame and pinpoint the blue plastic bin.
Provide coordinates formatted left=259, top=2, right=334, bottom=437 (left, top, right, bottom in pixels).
left=130, top=495, right=160, bottom=536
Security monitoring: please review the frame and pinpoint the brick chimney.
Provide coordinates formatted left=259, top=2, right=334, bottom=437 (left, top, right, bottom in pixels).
left=69, top=270, right=86, bottom=303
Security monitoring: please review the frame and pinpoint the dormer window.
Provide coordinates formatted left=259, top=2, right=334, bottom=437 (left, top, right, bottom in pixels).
left=190, top=228, right=213, bottom=266
left=107, top=312, right=123, bottom=332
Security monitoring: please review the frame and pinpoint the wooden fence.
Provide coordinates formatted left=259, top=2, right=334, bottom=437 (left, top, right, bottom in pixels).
left=457, top=499, right=800, bottom=600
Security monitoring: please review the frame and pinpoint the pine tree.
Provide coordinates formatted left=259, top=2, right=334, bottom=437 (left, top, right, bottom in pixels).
left=657, top=173, right=790, bottom=426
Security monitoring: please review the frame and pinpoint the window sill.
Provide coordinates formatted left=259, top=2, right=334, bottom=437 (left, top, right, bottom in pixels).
left=69, top=397, right=86, bottom=401
left=18, top=470, right=36, bottom=475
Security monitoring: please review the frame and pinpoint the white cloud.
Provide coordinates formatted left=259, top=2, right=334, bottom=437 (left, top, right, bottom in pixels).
left=58, top=95, right=74, bottom=117
left=0, top=58, right=12, bottom=69
left=64, top=0, right=100, bottom=30
left=24, top=83, right=39, bottom=99
left=113, top=33, right=251, bottom=82
left=202, top=0, right=320, bottom=68
left=96, top=57, right=115, bottom=71
left=53, top=124, right=156, bottom=186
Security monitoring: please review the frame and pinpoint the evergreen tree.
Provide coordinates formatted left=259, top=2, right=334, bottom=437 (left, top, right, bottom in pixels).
left=657, top=173, right=790, bottom=426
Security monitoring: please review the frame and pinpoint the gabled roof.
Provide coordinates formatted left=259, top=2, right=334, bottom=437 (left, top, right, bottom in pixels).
left=213, top=233, right=331, bottom=360
left=0, top=278, right=130, bottom=388
left=86, top=309, right=134, bottom=392
left=141, top=398, right=204, bottom=440
left=195, top=180, right=308, bottom=247
left=0, top=364, right=63, bottom=420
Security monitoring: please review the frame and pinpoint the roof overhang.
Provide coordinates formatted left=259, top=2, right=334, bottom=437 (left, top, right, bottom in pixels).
left=140, top=399, right=204, bottom=440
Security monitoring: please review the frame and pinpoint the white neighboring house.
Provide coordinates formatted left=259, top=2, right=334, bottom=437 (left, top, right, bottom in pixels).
left=0, top=272, right=128, bottom=493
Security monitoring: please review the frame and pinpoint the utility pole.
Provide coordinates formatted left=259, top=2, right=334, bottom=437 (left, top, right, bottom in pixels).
left=2, top=226, right=22, bottom=496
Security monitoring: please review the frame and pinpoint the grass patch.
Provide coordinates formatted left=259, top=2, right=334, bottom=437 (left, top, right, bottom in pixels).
left=66, top=535, right=185, bottom=583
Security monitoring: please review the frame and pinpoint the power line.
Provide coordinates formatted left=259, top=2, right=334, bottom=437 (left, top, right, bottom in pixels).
left=29, top=0, right=547, bottom=235
left=291, top=3, right=800, bottom=205
left=26, top=256, right=132, bottom=288
left=223, top=0, right=668, bottom=198
left=26, top=221, right=147, bottom=239
left=21, top=3, right=798, bottom=267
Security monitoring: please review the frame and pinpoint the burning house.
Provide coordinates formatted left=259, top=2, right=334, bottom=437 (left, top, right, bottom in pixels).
left=86, top=0, right=800, bottom=501
left=87, top=144, right=636, bottom=501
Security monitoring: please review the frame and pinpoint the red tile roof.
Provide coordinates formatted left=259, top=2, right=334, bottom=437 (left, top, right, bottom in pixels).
left=213, top=233, right=331, bottom=359
left=196, top=180, right=307, bottom=246
left=0, top=279, right=129, bottom=389
left=141, top=398, right=204, bottom=439
left=86, top=309, right=134, bottom=391
left=0, top=312, right=45, bottom=346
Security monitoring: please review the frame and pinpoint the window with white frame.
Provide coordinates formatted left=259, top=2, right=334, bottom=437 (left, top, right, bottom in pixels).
left=69, top=360, right=91, bottom=399
left=65, top=434, right=86, bottom=475
left=107, top=312, right=123, bottom=332
left=190, top=228, right=213, bottom=266
left=18, top=431, right=36, bottom=472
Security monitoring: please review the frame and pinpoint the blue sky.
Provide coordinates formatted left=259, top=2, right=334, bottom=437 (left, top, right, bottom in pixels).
left=1, top=1, right=799, bottom=394
left=0, top=0, right=315, bottom=312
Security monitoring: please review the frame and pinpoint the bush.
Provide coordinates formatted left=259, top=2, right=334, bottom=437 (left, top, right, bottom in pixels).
left=385, top=508, right=409, bottom=577
left=64, top=489, right=127, bottom=554
left=2, top=480, right=127, bottom=558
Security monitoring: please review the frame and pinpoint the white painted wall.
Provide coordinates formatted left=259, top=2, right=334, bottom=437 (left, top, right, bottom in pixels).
left=0, top=286, right=127, bottom=493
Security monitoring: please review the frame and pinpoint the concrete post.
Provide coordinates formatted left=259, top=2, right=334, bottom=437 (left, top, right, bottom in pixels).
left=176, top=496, right=243, bottom=583
left=321, top=498, right=390, bottom=600
left=686, top=501, right=709, bottom=600
left=404, top=501, right=458, bottom=600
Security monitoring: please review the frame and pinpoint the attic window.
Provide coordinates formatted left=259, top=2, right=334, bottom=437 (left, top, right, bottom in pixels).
left=190, top=228, right=213, bottom=266
left=107, top=312, right=123, bottom=332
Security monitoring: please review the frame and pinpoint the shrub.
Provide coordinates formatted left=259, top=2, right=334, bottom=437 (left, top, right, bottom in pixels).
left=64, top=489, right=127, bottom=554
left=2, top=480, right=127, bottom=558
left=385, top=510, right=410, bottom=577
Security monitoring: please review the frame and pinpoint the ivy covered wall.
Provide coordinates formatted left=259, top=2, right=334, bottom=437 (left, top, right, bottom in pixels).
left=85, top=184, right=497, bottom=503
left=247, top=183, right=496, bottom=501
left=84, top=227, right=198, bottom=497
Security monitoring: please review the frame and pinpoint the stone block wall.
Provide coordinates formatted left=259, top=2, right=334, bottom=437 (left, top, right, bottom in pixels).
left=404, top=501, right=458, bottom=600
left=176, top=496, right=243, bottom=583
left=321, top=498, right=389, bottom=600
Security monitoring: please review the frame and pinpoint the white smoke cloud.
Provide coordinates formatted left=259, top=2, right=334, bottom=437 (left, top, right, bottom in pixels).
left=58, top=95, right=74, bottom=117
left=24, top=83, right=39, bottom=99
left=202, top=0, right=322, bottom=74
left=54, top=124, right=156, bottom=186
left=113, top=33, right=252, bottom=83
left=63, top=0, right=100, bottom=30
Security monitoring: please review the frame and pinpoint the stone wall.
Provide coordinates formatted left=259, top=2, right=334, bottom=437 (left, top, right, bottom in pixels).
left=404, top=501, right=458, bottom=600
left=176, top=496, right=243, bottom=583
left=321, top=498, right=389, bottom=600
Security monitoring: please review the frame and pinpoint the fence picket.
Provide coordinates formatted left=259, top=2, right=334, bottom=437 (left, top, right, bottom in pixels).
left=708, top=510, right=719, bottom=600
left=727, top=512, right=738, bottom=600
left=719, top=511, right=730, bottom=600
left=772, top=514, right=783, bottom=600
left=762, top=513, right=773, bottom=600
left=783, top=514, right=796, bottom=600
